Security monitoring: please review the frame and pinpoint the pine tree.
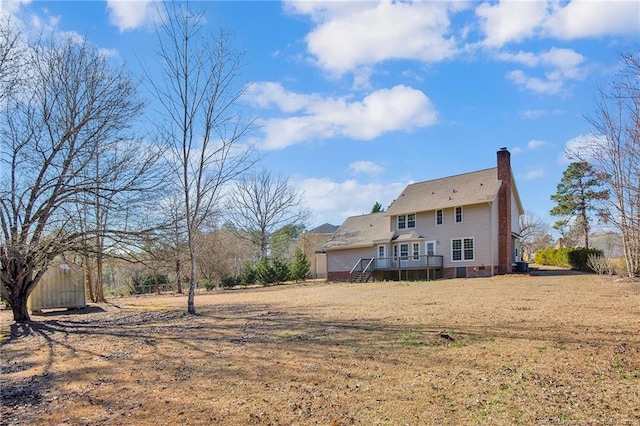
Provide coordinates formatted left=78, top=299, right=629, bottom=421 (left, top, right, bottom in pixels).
left=371, top=202, right=384, bottom=213
left=550, top=162, right=608, bottom=249
left=289, top=247, right=311, bottom=282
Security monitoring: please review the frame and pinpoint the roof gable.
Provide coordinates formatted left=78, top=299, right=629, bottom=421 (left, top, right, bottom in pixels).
left=323, top=213, right=393, bottom=250
left=386, top=167, right=501, bottom=215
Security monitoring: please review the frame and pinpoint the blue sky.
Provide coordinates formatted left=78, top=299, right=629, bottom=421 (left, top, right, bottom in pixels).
left=3, top=0, right=639, bottom=231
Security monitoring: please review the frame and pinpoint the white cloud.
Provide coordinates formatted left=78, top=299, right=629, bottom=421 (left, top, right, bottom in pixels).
left=349, top=161, right=384, bottom=175
left=286, top=1, right=458, bottom=76
left=245, top=82, right=319, bottom=113
left=298, top=177, right=407, bottom=225
left=520, top=109, right=546, bottom=119
left=519, top=109, right=565, bottom=119
left=247, top=83, right=437, bottom=150
left=512, top=139, right=547, bottom=154
left=476, top=0, right=549, bottom=48
left=560, top=133, right=604, bottom=164
left=507, top=69, right=563, bottom=95
left=544, top=0, right=640, bottom=40
left=499, top=48, right=584, bottom=71
left=520, top=167, right=546, bottom=180
left=0, top=0, right=31, bottom=17
left=476, top=0, right=639, bottom=48
left=106, top=0, right=163, bottom=32
left=527, top=139, right=545, bottom=150
left=502, top=47, right=585, bottom=95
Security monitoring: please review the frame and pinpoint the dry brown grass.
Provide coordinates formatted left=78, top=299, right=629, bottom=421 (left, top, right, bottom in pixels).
left=1, top=270, right=639, bottom=425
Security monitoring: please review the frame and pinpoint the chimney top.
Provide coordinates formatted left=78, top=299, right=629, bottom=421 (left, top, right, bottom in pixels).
left=499, top=147, right=508, bottom=151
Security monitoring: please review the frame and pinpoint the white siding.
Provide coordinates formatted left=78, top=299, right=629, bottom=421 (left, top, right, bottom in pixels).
left=327, top=247, right=377, bottom=272
left=511, top=190, right=522, bottom=234
left=393, top=203, right=494, bottom=268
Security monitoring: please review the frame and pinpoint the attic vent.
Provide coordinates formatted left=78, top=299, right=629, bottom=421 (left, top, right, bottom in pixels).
left=480, top=183, right=483, bottom=186
left=448, top=196, right=452, bottom=200
left=452, top=189, right=457, bottom=193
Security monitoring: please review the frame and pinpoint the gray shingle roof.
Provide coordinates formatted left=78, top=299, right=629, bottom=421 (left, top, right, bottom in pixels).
left=307, top=223, right=339, bottom=234
left=323, top=213, right=393, bottom=250
left=385, top=167, right=502, bottom=216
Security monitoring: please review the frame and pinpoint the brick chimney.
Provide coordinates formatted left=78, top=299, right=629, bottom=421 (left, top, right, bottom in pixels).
left=497, top=147, right=513, bottom=274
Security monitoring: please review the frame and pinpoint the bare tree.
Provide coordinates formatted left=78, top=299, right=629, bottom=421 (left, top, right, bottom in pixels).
left=0, top=16, right=24, bottom=102
left=226, top=169, right=309, bottom=260
left=194, top=228, right=255, bottom=283
left=0, top=33, right=161, bottom=322
left=519, top=211, right=553, bottom=260
left=157, top=194, right=188, bottom=294
left=576, top=49, right=640, bottom=277
left=149, top=2, right=255, bottom=314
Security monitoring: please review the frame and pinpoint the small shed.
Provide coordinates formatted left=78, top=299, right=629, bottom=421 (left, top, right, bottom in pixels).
left=27, top=262, right=86, bottom=313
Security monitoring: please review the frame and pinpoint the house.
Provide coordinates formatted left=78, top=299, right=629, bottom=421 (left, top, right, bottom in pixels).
left=298, top=223, right=339, bottom=278
left=323, top=148, right=524, bottom=281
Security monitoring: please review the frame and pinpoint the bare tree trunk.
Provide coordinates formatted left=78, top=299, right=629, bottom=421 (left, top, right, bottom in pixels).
left=1, top=254, right=43, bottom=322
left=95, top=251, right=106, bottom=303
left=85, top=267, right=95, bottom=303
left=151, top=2, right=255, bottom=315
left=187, top=245, right=197, bottom=314
left=175, top=259, right=182, bottom=294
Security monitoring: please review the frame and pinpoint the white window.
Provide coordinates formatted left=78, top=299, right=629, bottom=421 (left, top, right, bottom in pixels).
left=436, top=209, right=443, bottom=225
left=378, top=245, right=385, bottom=258
left=398, top=214, right=416, bottom=229
left=452, top=238, right=474, bottom=261
left=412, top=242, right=420, bottom=260
left=407, top=213, right=416, bottom=228
left=400, top=243, right=409, bottom=260
left=398, top=215, right=406, bottom=229
left=455, top=206, right=463, bottom=223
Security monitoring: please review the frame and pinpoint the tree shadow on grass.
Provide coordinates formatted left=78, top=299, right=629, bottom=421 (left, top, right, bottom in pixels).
left=31, top=305, right=107, bottom=317
left=2, top=298, right=638, bottom=425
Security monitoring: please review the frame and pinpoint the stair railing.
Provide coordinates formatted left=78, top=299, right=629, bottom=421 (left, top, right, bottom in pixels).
left=350, top=258, right=376, bottom=282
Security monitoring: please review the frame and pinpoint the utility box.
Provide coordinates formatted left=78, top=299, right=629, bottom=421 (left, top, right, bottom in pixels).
left=27, top=262, right=86, bottom=313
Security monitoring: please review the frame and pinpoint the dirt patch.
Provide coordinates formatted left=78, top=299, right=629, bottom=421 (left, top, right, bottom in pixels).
left=1, top=272, right=639, bottom=425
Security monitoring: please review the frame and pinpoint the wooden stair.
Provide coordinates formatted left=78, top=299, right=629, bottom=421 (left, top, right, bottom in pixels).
left=351, top=271, right=372, bottom=283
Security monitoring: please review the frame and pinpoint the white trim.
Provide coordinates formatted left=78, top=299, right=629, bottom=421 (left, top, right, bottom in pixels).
left=452, top=237, right=474, bottom=262
left=455, top=206, right=463, bottom=223
left=407, top=213, right=416, bottom=228
left=397, top=213, right=417, bottom=229
left=426, top=240, right=437, bottom=256
left=399, top=243, right=409, bottom=260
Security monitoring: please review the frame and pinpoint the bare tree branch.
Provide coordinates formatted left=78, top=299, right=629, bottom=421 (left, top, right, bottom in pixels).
left=149, top=1, right=257, bottom=314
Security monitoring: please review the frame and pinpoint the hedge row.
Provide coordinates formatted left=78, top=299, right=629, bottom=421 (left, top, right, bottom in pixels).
left=534, top=247, right=604, bottom=272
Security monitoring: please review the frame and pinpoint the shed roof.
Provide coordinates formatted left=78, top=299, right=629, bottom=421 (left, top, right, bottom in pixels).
left=385, top=167, right=502, bottom=215
left=323, top=213, right=393, bottom=250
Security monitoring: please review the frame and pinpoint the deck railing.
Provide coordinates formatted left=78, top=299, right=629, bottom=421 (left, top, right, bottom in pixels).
left=373, top=255, right=443, bottom=270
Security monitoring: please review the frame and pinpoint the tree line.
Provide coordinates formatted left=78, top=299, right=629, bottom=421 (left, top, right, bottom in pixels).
left=0, top=3, right=309, bottom=323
